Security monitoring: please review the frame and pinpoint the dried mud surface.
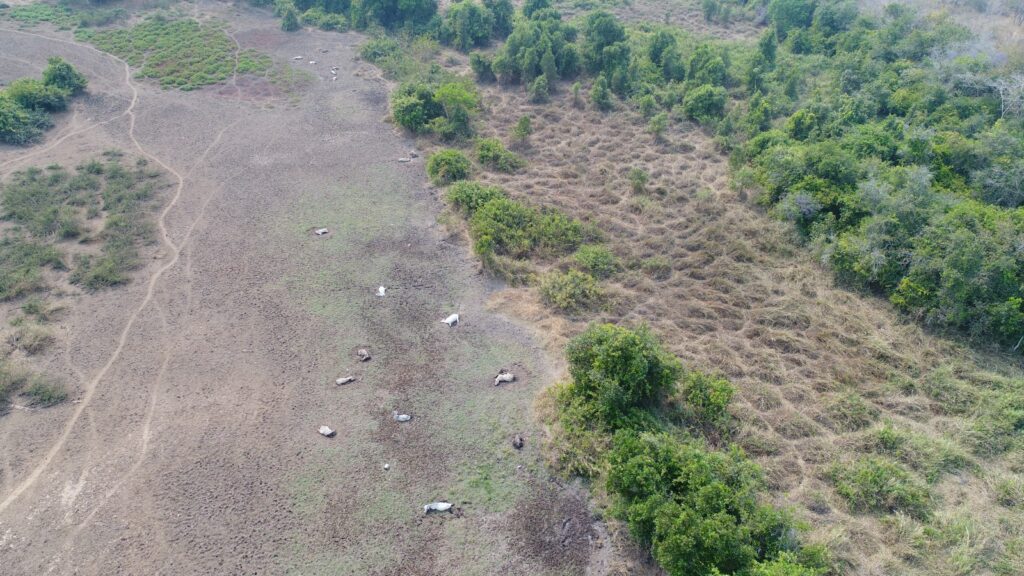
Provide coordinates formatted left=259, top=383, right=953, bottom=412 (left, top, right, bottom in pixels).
left=0, top=4, right=596, bottom=575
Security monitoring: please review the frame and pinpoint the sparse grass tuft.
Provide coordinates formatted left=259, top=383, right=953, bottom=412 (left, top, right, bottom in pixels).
left=825, top=392, right=879, bottom=432
left=10, top=324, right=54, bottom=355
left=829, top=456, right=932, bottom=519
left=22, top=378, right=66, bottom=406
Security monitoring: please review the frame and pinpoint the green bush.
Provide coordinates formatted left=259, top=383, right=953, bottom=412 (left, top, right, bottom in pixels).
left=42, top=57, right=87, bottom=95
left=491, top=4, right=579, bottom=85
left=5, top=79, right=68, bottom=112
left=476, top=138, right=523, bottom=172
left=469, top=197, right=537, bottom=258
left=628, top=167, right=648, bottom=193
left=391, top=82, right=444, bottom=133
left=528, top=74, right=550, bottom=103
left=574, top=245, right=619, bottom=278
left=607, top=430, right=802, bottom=576
left=0, top=95, right=50, bottom=145
left=469, top=52, right=496, bottom=82
left=829, top=457, right=932, bottom=519
left=590, top=76, right=613, bottom=111
left=512, top=115, right=532, bottom=145
left=22, top=378, right=66, bottom=407
left=281, top=8, right=301, bottom=31
left=565, top=323, right=682, bottom=427
left=446, top=181, right=506, bottom=215
left=540, top=269, right=602, bottom=314
left=683, top=84, right=727, bottom=124
left=426, top=149, right=471, bottom=185
left=679, top=370, right=734, bottom=432
left=360, top=36, right=402, bottom=62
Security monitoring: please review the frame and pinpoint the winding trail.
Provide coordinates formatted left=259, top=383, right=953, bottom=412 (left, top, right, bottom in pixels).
left=0, top=27, right=216, bottom=515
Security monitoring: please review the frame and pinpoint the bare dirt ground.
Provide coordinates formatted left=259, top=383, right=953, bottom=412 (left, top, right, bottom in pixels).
left=0, top=3, right=597, bottom=575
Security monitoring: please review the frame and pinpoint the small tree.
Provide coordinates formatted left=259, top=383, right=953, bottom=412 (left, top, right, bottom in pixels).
left=42, top=57, right=87, bottom=95
left=281, top=8, right=301, bottom=31
left=648, top=112, right=669, bottom=142
left=529, top=74, right=550, bottom=103
left=628, top=167, right=649, bottom=193
left=512, top=115, right=532, bottom=146
left=572, top=82, right=583, bottom=108
left=565, top=323, right=682, bottom=427
left=683, top=84, right=727, bottom=124
left=590, top=76, right=613, bottom=111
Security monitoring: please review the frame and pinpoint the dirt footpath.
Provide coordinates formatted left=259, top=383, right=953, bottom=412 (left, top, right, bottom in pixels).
left=0, top=6, right=594, bottom=575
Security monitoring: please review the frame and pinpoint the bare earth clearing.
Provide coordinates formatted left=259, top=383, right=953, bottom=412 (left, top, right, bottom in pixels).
left=0, top=4, right=594, bottom=574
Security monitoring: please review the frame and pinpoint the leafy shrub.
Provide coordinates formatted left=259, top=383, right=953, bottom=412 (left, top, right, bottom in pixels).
left=446, top=181, right=505, bottom=215
left=5, top=79, right=69, bottom=112
left=574, top=245, right=619, bottom=278
left=360, top=36, right=402, bottom=62
left=354, top=0, right=437, bottom=28
left=678, top=370, right=734, bottom=432
left=0, top=96, right=50, bottom=145
left=391, top=82, right=444, bottom=133
left=426, top=149, right=471, bottom=185
left=528, top=74, right=550, bottom=103
left=590, top=76, right=613, bottom=111
left=683, top=84, right=727, bottom=124
left=22, top=378, right=66, bottom=407
left=476, top=138, right=523, bottom=172
left=470, top=197, right=537, bottom=259
left=829, top=457, right=932, bottom=519
left=540, top=270, right=602, bottom=313
left=512, top=115, right=532, bottom=145
left=469, top=52, right=496, bottom=82
left=607, top=430, right=801, bottom=575
left=565, top=323, right=682, bottom=427
left=628, top=167, right=648, bottom=193
left=280, top=8, right=300, bottom=30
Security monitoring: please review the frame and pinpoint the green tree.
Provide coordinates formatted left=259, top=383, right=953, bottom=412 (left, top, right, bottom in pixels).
left=5, top=79, right=68, bottom=112
left=581, top=10, right=627, bottom=74
left=483, top=0, right=513, bottom=37
left=683, top=84, right=727, bottom=123
left=512, top=115, right=532, bottom=145
left=441, top=0, right=495, bottom=51
left=522, top=0, right=550, bottom=19
left=590, top=76, right=613, bottom=111
left=565, top=323, right=682, bottom=426
left=529, top=74, right=550, bottom=103
left=281, top=7, right=301, bottom=30
left=767, top=0, right=817, bottom=39
left=41, top=57, right=87, bottom=95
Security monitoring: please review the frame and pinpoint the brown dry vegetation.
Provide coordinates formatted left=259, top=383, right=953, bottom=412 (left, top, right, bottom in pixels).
left=553, top=0, right=762, bottom=40
left=442, top=73, right=1024, bottom=574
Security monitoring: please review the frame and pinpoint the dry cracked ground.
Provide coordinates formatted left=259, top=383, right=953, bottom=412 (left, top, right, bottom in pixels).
left=0, top=5, right=596, bottom=574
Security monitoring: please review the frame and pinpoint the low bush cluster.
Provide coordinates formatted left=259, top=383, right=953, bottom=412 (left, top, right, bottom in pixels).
left=0, top=57, right=86, bottom=145
left=0, top=155, right=162, bottom=296
left=475, top=137, right=523, bottom=172
left=391, top=80, right=479, bottom=140
left=553, top=324, right=825, bottom=575
left=540, top=269, right=602, bottom=314
left=426, top=149, right=471, bottom=185
left=77, top=18, right=271, bottom=91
